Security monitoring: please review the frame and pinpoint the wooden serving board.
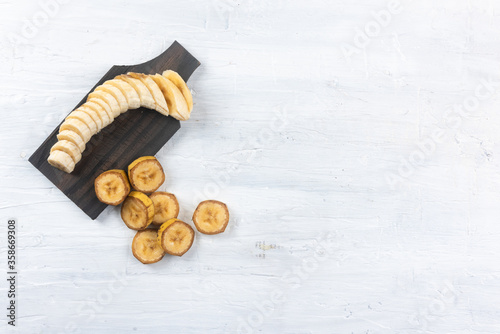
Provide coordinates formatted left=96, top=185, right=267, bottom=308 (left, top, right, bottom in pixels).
left=29, top=41, right=200, bottom=220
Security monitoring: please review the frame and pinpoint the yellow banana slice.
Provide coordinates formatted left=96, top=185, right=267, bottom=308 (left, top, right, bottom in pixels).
left=50, top=140, right=81, bottom=164
left=158, top=219, right=195, bottom=256
left=104, top=79, right=141, bottom=109
left=57, top=130, right=85, bottom=153
left=149, top=192, right=179, bottom=226
left=60, top=118, right=92, bottom=142
left=94, top=169, right=130, bottom=205
left=128, top=156, right=165, bottom=193
left=47, top=150, right=75, bottom=173
left=87, top=91, right=121, bottom=118
left=95, top=83, right=128, bottom=113
left=151, top=74, right=190, bottom=121
left=192, top=200, right=229, bottom=235
left=66, top=109, right=97, bottom=134
left=120, top=191, right=154, bottom=230
left=79, top=105, right=103, bottom=132
left=116, top=75, right=157, bottom=111
left=132, top=229, right=165, bottom=264
left=162, top=70, right=193, bottom=112
left=127, top=72, right=169, bottom=116
left=86, top=99, right=114, bottom=122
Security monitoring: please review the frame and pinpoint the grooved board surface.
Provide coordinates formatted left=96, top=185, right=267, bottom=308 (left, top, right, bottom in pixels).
left=28, top=41, right=200, bottom=220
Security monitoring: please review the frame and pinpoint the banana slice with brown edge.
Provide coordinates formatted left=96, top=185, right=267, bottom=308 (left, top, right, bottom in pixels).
left=85, top=99, right=114, bottom=123
left=103, top=79, right=141, bottom=109
left=163, top=70, right=193, bottom=112
left=81, top=102, right=110, bottom=129
left=149, top=192, right=179, bottom=226
left=50, top=140, right=81, bottom=164
left=94, top=169, right=130, bottom=205
left=57, top=130, right=85, bottom=152
left=151, top=74, right=190, bottom=121
left=121, top=191, right=154, bottom=230
left=157, top=219, right=195, bottom=256
left=132, top=229, right=165, bottom=264
left=48, top=150, right=75, bottom=173
left=79, top=105, right=103, bottom=132
left=60, top=118, right=92, bottom=142
left=66, top=109, right=97, bottom=135
left=127, top=73, right=169, bottom=116
left=95, top=83, right=128, bottom=113
left=116, top=74, right=157, bottom=111
left=87, top=91, right=121, bottom=118
left=192, top=200, right=229, bottom=234
left=128, top=156, right=165, bottom=193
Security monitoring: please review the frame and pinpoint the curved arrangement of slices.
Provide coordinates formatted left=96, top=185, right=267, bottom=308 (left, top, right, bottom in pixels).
left=47, top=70, right=193, bottom=173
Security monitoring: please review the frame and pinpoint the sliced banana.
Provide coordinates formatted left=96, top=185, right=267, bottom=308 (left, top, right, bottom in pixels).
left=86, top=99, right=114, bottom=122
left=94, top=169, right=130, bottom=205
left=127, top=72, right=169, bottom=116
left=128, top=156, right=165, bottom=193
left=121, top=191, right=154, bottom=230
left=116, top=75, right=157, bottom=111
left=84, top=101, right=112, bottom=128
left=60, top=118, right=92, bottom=142
left=57, top=130, right=85, bottom=153
left=66, top=109, right=97, bottom=135
left=47, top=150, right=75, bottom=173
left=192, top=200, right=229, bottom=235
left=104, top=79, right=141, bottom=109
left=87, top=91, right=121, bottom=118
left=50, top=140, right=81, bottom=164
left=149, top=192, right=179, bottom=226
left=132, top=229, right=165, bottom=264
left=95, top=83, right=128, bottom=113
left=79, top=105, right=103, bottom=132
left=151, top=74, right=190, bottom=121
left=158, top=219, right=195, bottom=256
left=163, top=70, right=193, bottom=112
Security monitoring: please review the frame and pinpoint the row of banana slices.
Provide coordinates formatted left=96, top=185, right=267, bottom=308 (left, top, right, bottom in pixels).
left=47, top=70, right=193, bottom=173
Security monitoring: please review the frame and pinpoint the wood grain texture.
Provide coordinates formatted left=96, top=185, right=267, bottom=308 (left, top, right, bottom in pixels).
left=28, top=41, right=200, bottom=220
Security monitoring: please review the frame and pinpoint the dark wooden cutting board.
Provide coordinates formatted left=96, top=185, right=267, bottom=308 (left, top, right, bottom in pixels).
left=29, top=41, right=200, bottom=220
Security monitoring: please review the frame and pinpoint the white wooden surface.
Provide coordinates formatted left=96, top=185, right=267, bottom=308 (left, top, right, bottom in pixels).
left=1, top=0, right=500, bottom=333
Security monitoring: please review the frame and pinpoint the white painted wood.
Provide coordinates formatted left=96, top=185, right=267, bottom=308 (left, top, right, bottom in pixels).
left=1, top=0, right=500, bottom=332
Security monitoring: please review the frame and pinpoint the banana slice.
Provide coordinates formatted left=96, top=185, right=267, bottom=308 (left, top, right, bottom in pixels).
left=149, top=192, right=179, bottom=226
left=151, top=74, right=190, bottom=121
left=158, top=219, right=195, bottom=256
left=66, top=109, right=97, bottom=135
left=79, top=105, right=103, bottom=132
left=87, top=91, right=121, bottom=118
left=50, top=140, right=81, bottom=164
left=94, top=169, right=130, bottom=205
left=47, top=150, right=75, bottom=173
left=128, top=156, right=165, bottom=193
left=60, top=118, right=92, bottom=142
left=127, top=72, right=169, bottom=116
left=57, top=130, right=85, bottom=152
left=121, top=191, right=154, bottom=230
left=104, top=79, right=141, bottom=109
left=82, top=101, right=110, bottom=129
left=116, top=75, right=157, bottom=111
left=132, top=229, right=165, bottom=264
left=192, top=200, right=229, bottom=234
left=86, top=99, right=114, bottom=123
left=95, top=83, right=128, bottom=113
left=162, top=70, right=193, bottom=112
